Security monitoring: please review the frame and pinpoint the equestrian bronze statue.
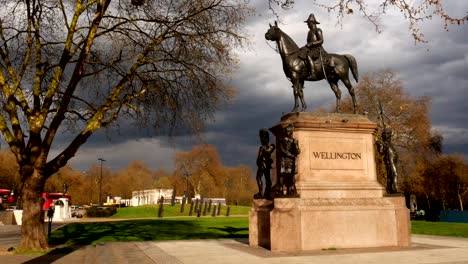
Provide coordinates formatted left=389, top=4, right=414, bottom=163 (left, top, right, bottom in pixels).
left=265, top=16, right=359, bottom=114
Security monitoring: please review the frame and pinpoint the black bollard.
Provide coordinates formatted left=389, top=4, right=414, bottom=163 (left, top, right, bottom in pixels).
left=194, top=198, right=199, bottom=213
left=47, top=217, right=52, bottom=240
left=226, top=206, right=230, bottom=217
left=217, top=202, right=221, bottom=216
left=171, top=188, right=176, bottom=206
left=199, top=197, right=204, bottom=212
left=188, top=199, right=194, bottom=216
left=212, top=205, right=217, bottom=217
left=180, top=196, right=186, bottom=213
left=158, top=197, right=164, bottom=218
left=202, top=201, right=208, bottom=216
left=197, top=205, right=201, bottom=217
left=47, top=206, right=55, bottom=240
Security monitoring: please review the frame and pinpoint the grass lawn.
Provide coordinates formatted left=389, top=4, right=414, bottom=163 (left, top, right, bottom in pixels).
left=111, top=204, right=251, bottom=218
left=49, top=217, right=248, bottom=246
left=411, top=221, right=468, bottom=238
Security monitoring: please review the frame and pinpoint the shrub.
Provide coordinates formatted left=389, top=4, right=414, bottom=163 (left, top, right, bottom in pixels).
left=85, top=206, right=117, bottom=217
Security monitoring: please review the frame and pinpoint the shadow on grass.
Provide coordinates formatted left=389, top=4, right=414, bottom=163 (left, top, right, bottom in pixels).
left=49, top=219, right=249, bottom=246
left=208, top=226, right=248, bottom=235
left=21, top=246, right=78, bottom=264
left=31, top=218, right=248, bottom=262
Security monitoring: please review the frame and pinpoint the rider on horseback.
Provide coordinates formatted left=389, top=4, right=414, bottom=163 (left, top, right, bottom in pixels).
left=264, top=17, right=359, bottom=113
left=302, top=14, right=333, bottom=79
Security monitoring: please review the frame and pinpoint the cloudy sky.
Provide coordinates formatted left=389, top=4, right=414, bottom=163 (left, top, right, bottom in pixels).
left=57, top=1, right=468, bottom=172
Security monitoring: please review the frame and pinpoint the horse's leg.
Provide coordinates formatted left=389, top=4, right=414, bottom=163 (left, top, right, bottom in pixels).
left=299, top=79, right=307, bottom=111
left=291, top=78, right=300, bottom=112
left=342, top=77, right=358, bottom=114
left=328, top=79, right=342, bottom=113
left=291, top=85, right=298, bottom=112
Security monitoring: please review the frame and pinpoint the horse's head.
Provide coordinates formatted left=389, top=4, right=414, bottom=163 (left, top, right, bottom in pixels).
left=265, top=21, right=281, bottom=42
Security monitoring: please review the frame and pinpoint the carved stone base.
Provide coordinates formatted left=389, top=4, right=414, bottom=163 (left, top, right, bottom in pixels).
left=269, top=197, right=410, bottom=252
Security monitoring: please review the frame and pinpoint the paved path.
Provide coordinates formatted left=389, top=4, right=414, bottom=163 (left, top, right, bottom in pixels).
left=0, top=225, right=21, bottom=250
left=0, top=223, right=65, bottom=251
left=1, top=235, right=468, bottom=263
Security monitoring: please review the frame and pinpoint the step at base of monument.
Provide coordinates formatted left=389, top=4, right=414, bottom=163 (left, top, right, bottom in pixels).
left=297, top=181, right=385, bottom=199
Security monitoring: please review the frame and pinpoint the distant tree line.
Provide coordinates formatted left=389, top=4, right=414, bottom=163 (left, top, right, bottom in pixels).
left=0, top=145, right=256, bottom=206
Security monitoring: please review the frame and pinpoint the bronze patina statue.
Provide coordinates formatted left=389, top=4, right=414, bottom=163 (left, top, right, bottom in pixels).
left=378, top=126, right=399, bottom=194
left=254, top=129, right=276, bottom=199
left=299, top=14, right=333, bottom=79
left=277, top=124, right=300, bottom=196
left=265, top=16, right=359, bottom=114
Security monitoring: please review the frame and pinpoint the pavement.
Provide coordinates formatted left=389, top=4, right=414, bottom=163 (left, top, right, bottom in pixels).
left=0, top=223, right=66, bottom=252
left=1, top=234, right=468, bottom=264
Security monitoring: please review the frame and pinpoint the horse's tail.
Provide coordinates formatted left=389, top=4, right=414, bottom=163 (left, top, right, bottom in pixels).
left=344, top=54, right=359, bottom=83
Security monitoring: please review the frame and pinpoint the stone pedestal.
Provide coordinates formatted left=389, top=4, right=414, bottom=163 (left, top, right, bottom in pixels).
left=249, top=199, right=274, bottom=248
left=249, top=113, right=410, bottom=252
left=270, top=197, right=410, bottom=251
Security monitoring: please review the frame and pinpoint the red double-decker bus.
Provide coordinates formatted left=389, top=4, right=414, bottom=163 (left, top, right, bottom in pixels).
left=42, top=192, right=72, bottom=210
left=0, top=188, right=15, bottom=204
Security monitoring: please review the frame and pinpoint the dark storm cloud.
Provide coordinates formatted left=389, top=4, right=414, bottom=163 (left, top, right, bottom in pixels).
left=202, top=92, right=291, bottom=168
left=395, top=17, right=468, bottom=154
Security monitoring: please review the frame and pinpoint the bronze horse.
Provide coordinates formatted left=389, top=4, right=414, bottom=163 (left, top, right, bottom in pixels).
left=265, top=22, right=359, bottom=113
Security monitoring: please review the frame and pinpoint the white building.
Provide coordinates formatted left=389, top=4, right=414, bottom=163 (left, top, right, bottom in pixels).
left=131, top=189, right=174, bottom=206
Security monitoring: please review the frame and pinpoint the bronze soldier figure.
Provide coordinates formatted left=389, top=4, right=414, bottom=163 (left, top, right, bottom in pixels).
left=279, top=124, right=300, bottom=196
left=255, top=129, right=276, bottom=199
left=378, top=126, right=399, bottom=194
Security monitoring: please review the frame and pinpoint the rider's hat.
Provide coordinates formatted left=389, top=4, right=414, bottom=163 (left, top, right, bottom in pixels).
left=304, top=14, right=320, bottom=24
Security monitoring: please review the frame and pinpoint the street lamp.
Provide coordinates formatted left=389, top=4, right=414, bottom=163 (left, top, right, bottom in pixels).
left=98, top=158, right=106, bottom=206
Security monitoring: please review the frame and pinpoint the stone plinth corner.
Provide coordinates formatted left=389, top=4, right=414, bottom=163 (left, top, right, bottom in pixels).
left=249, top=199, right=274, bottom=248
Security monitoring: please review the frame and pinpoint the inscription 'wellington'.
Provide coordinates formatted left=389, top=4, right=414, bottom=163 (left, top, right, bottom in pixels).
left=313, top=152, right=362, bottom=160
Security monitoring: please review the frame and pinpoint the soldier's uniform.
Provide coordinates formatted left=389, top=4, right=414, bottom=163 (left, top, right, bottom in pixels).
left=300, top=14, right=332, bottom=78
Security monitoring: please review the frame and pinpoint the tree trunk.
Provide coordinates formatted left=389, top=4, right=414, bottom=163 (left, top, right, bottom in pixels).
left=458, top=189, right=464, bottom=211
left=195, top=180, right=201, bottom=197
left=18, top=169, right=48, bottom=250
left=426, top=194, right=431, bottom=209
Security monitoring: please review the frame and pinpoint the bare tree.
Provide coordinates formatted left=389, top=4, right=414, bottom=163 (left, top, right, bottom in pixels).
left=268, top=0, right=468, bottom=43
left=173, top=145, right=256, bottom=204
left=0, top=0, right=249, bottom=249
left=173, top=145, right=225, bottom=198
